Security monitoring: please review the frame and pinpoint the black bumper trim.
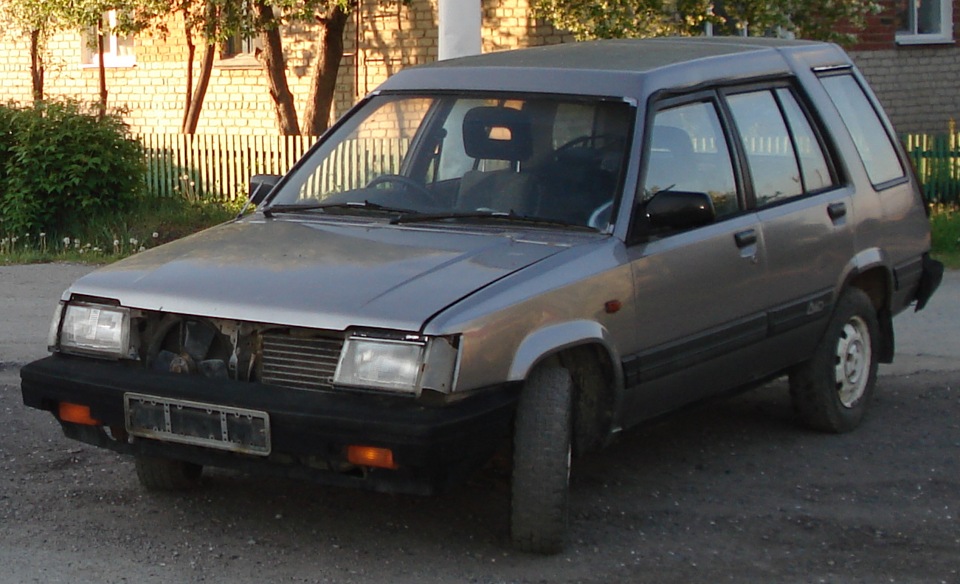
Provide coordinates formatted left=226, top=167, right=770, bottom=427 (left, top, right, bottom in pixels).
left=21, top=355, right=519, bottom=494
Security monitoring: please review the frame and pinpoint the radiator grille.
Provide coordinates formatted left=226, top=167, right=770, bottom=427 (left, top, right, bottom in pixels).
left=260, top=334, right=343, bottom=391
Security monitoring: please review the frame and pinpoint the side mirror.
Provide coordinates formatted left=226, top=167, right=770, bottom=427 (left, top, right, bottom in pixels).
left=248, top=174, right=281, bottom=206
left=645, top=190, right=715, bottom=230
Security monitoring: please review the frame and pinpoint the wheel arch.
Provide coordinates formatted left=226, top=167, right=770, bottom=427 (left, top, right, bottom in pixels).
left=842, top=250, right=895, bottom=362
left=509, top=321, right=623, bottom=454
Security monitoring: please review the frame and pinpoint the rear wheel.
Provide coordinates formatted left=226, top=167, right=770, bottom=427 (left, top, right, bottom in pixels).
left=790, top=288, right=880, bottom=433
left=134, top=456, right=203, bottom=491
left=510, top=362, right=573, bottom=554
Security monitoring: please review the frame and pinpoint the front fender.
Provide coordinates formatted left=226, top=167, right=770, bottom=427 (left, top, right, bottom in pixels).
left=507, top=320, right=623, bottom=387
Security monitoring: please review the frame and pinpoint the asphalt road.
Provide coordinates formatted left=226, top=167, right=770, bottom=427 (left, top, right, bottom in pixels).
left=1, top=264, right=957, bottom=583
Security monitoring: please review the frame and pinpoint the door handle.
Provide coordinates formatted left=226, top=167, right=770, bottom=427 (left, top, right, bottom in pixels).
left=734, top=229, right=757, bottom=248
left=827, top=202, right=847, bottom=221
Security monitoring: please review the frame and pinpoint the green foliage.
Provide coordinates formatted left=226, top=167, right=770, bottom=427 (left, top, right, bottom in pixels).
left=0, top=100, right=146, bottom=238
left=0, top=195, right=240, bottom=264
left=532, top=0, right=881, bottom=43
left=930, top=205, right=960, bottom=269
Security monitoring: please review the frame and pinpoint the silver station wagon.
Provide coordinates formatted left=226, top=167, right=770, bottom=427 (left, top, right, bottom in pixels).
left=22, top=38, right=942, bottom=553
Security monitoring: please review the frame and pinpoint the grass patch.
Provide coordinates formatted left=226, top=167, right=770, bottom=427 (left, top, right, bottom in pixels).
left=0, top=196, right=243, bottom=265
left=930, top=205, right=960, bottom=269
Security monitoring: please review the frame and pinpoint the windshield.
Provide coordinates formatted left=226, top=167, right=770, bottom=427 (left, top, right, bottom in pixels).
left=268, top=93, right=633, bottom=230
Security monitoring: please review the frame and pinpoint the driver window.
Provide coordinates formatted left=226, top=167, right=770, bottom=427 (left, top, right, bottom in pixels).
left=643, top=101, right=739, bottom=219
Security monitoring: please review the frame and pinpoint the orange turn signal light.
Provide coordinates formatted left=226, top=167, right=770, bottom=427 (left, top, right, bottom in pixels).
left=58, top=402, right=100, bottom=426
left=347, top=445, right=398, bottom=470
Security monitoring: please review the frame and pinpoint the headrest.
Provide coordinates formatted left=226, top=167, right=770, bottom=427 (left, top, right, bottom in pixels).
left=651, top=125, right=694, bottom=156
left=462, top=106, right=533, bottom=162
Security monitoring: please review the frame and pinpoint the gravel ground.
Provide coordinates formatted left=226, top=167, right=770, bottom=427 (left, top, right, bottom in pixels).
left=1, top=265, right=957, bottom=583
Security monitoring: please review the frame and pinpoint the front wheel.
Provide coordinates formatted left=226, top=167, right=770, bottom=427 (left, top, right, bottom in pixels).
left=510, top=362, right=573, bottom=554
left=789, top=288, right=880, bottom=433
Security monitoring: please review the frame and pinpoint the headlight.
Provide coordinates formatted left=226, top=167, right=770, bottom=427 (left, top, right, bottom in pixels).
left=335, top=337, right=425, bottom=394
left=334, top=335, right=459, bottom=395
left=59, top=303, right=131, bottom=359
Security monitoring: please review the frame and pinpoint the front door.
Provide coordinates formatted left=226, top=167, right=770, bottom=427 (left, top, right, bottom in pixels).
left=622, top=97, right=768, bottom=425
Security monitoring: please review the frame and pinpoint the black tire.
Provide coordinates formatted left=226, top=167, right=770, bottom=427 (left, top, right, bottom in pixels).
left=510, top=363, right=573, bottom=554
left=134, top=456, right=203, bottom=491
left=790, top=288, right=880, bottom=433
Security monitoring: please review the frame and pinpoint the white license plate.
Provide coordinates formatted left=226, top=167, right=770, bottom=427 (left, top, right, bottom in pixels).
left=124, top=393, right=271, bottom=456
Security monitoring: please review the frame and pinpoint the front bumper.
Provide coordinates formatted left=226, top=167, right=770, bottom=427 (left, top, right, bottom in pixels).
left=21, top=355, right=519, bottom=495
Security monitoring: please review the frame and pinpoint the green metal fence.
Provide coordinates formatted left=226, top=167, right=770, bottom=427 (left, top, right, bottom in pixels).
left=902, top=133, right=960, bottom=206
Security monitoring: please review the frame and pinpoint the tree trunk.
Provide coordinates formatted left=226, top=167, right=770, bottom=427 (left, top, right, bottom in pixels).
left=255, top=2, right=300, bottom=135
left=181, top=43, right=215, bottom=134
left=303, top=4, right=351, bottom=136
left=29, top=29, right=44, bottom=103
left=181, top=17, right=196, bottom=132
left=97, top=21, right=108, bottom=119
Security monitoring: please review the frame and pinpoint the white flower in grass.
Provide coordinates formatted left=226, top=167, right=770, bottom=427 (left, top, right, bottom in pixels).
left=152, top=232, right=159, bottom=239
left=63, top=237, right=71, bottom=247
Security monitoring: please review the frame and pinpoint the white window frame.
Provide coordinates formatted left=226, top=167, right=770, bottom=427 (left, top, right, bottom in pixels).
left=896, top=0, right=954, bottom=45
left=217, top=32, right=264, bottom=68
left=81, top=10, right=135, bottom=68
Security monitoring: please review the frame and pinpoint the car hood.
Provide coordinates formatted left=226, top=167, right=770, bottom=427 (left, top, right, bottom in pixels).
left=65, top=217, right=573, bottom=331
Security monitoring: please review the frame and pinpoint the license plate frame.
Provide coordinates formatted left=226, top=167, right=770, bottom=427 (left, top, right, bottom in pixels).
left=124, top=393, right=271, bottom=456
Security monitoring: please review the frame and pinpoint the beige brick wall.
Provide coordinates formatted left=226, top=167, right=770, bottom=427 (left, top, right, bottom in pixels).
left=851, top=47, right=960, bottom=135
left=0, top=0, right=572, bottom=136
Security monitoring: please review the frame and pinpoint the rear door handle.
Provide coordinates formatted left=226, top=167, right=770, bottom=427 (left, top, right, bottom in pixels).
left=827, top=202, right=847, bottom=221
left=734, top=229, right=757, bottom=248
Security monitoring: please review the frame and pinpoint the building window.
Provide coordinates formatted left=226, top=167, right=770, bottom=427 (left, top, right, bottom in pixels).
left=896, top=0, right=954, bottom=44
left=81, top=10, right=135, bottom=67
left=218, top=32, right=263, bottom=67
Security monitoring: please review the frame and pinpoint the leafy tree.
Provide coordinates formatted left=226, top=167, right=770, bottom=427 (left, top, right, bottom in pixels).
left=134, top=0, right=250, bottom=134
left=254, top=0, right=409, bottom=136
left=532, top=0, right=880, bottom=44
left=57, top=0, right=161, bottom=118
left=0, top=0, right=70, bottom=103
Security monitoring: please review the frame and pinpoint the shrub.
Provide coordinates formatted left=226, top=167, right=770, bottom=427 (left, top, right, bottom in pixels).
left=0, top=100, right=146, bottom=238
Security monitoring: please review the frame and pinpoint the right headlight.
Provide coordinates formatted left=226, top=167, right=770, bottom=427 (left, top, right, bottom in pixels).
left=334, top=334, right=459, bottom=395
left=57, top=302, right=131, bottom=359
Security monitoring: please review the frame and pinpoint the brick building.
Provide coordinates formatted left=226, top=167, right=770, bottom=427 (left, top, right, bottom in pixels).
left=848, top=0, right=960, bottom=134
left=0, top=0, right=570, bottom=135
left=0, top=0, right=956, bottom=135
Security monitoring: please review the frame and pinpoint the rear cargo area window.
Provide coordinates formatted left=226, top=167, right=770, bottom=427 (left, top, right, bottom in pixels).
left=819, top=74, right=905, bottom=187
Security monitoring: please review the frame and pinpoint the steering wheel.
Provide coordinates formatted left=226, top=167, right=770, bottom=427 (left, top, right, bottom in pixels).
left=366, top=174, right=434, bottom=199
left=552, top=134, right=625, bottom=159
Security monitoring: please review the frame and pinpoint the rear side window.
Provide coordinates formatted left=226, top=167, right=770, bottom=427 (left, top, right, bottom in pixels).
left=819, top=74, right=905, bottom=186
left=727, top=90, right=804, bottom=206
left=726, top=87, right=837, bottom=207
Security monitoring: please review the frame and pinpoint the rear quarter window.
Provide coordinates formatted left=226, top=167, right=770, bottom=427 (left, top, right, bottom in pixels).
left=819, top=74, right=905, bottom=187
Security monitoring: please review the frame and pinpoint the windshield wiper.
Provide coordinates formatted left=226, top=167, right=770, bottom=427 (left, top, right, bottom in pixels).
left=390, top=210, right=596, bottom=231
left=264, top=201, right=417, bottom=217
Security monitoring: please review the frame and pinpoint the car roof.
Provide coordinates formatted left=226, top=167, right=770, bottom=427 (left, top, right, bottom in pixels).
left=377, top=37, right=852, bottom=100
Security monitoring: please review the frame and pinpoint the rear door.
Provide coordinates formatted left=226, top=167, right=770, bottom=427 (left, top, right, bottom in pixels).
left=723, top=84, right=854, bottom=360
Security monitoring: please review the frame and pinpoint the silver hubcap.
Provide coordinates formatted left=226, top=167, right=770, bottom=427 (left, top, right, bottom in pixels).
left=834, top=316, right=871, bottom=408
